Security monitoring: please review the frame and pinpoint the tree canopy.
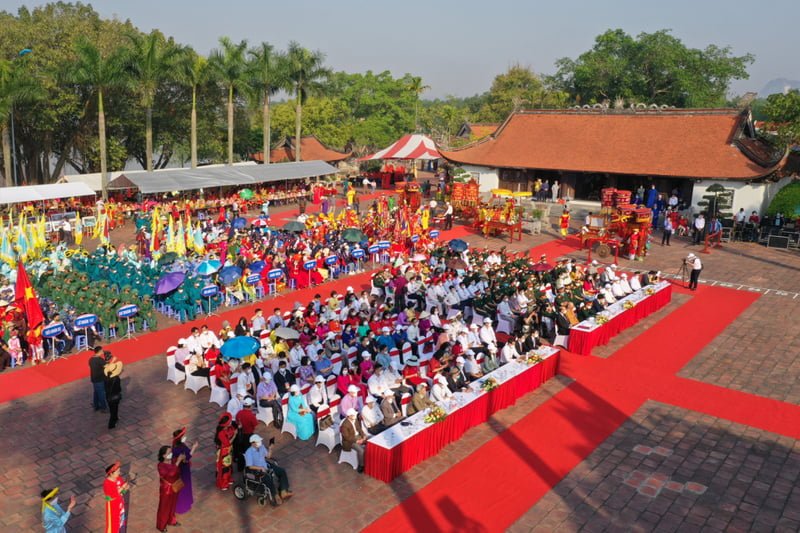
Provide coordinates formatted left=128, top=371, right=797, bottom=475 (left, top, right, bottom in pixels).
left=762, top=89, right=800, bottom=146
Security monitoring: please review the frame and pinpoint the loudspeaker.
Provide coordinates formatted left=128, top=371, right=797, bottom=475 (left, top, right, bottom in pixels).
left=767, top=235, right=789, bottom=249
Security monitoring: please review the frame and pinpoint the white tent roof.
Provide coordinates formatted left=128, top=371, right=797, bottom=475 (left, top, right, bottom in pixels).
left=108, top=160, right=338, bottom=194
left=0, top=182, right=96, bottom=205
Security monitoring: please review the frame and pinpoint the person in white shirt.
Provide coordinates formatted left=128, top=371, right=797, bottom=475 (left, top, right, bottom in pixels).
left=501, top=341, right=521, bottom=364
left=307, top=376, right=330, bottom=412
left=693, top=214, right=706, bottom=245
left=305, top=338, right=322, bottom=362
left=429, top=308, right=443, bottom=330
left=431, top=375, right=454, bottom=402
left=367, top=366, right=389, bottom=398
left=185, top=328, right=203, bottom=356
left=611, top=281, right=626, bottom=299
left=600, top=264, right=619, bottom=284
left=629, top=273, right=642, bottom=292
left=602, top=284, right=617, bottom=304
left=686, top=253, right=703, bottom=290
left=288, top=343, right=305, bottom=369
left=479, top=318, right=497, bottom=348
left=227, top=390, right=245, bottom=418
left=198, top=325, right=220, bottom=351
left=360, top=395, right=385, bottom=435
left=463, top=350, right=483, bottom=380
left=619, top=273, right=633, bottom=294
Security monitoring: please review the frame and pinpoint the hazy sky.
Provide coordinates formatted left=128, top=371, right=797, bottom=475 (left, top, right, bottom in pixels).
left=4, top=0, right=798, bottom=98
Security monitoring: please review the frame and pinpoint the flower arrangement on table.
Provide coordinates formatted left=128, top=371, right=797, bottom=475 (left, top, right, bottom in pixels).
left=480, top=377, right=499, bottom=392
left=525, top=353, right=543, bottom=365
left=424, top=405, right=448, bottom=424
left=595, top=313, right=609, bottom=325
left=622, top=300, right=635, bottom=310
left=644, top=287, right=656, bottom=296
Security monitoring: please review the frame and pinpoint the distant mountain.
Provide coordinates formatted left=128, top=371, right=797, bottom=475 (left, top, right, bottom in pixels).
left=759, top=78, right=800, bottom=97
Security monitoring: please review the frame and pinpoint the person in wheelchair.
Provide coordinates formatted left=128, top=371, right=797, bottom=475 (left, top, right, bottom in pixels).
left=243, top=435, right=293, bottom=505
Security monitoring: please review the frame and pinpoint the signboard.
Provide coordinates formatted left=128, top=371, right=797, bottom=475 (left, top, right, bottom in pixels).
left=42, top=323, right=65, bottom=338
left=82, top=216, right=97, bottom=228
left=303, top=260, right=317, bottom=271
left=368, top=245, right=380, bottom=255
left=410, top=235, right=419, bottom=243
left=201, top=285, right=219, bottom=297
left=117, top=304, right=139, bottom=318
left=325, top=255, right=338, bottom=266
left=378, top=240, right=391, bottom=250
left=267, top=268, right=284, bottom=280
left=351, top=249, right=365, bottom=259
left=430, top=230, right=440, bottom=239
left=767, top=235, right=790, bottom=249
left=74, top=314, right=98, bottom=329
left=246, top=274, right=261, bottom=285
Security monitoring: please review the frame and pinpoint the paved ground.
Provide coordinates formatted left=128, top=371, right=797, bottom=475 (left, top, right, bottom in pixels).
left=2, top=194, right=800, bottom=532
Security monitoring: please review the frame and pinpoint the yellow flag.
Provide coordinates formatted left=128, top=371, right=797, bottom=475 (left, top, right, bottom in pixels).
left=166, top=215, right=175, bottom=253
left=74, top=212, right=83, bottom=246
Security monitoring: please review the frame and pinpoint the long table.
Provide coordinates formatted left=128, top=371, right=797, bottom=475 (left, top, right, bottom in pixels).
left=483, top=220, right=523, bottom=242
left=568, top=281, right=673, bottom=356
left=364, top=348, right=560, bottom=482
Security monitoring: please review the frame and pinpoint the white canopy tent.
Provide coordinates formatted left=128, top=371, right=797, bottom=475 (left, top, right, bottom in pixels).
left=0, top=182, right=96, bottom=205
left=107, top=160, right=337, bottom=194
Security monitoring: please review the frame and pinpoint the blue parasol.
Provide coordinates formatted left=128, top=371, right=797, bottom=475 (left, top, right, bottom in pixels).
left=196, top=259, right=222, bottom=276
left=448, top=239, right=468, bottom=252
left=249, top=260, right=266, bottom=274
left=218, top=265, right=243, bottom=285
left=220, top=335, right=261, bottom=359
left=232, top=217, right=247, bottom=229
left=154, top=271, right=186, bottom=295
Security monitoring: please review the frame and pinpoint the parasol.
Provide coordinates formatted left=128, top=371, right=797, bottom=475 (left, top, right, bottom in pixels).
left=154, top=271, right=186, bottom=295
left=232, top=217, right=247, bottom=229
left=341, top=228, right=367, bottom=243
left=251, top=218, right=268, bottom=227
left=512, top=191, right=532, bottom=197
left=283, top=221, right=306, bottom=233
left=410, top=253, right=428, bottom=262
left=273, top=326, right=300, bottom=340
left=448, top=239, right=468, bottom=252
left=220, top=335, right=260, bottom=359
left=218, top=265, right=243, bottom=285
left=533, top=263, right=553, bottom=272
left=446, top=258, right=468, bottom=270
left=196, top=260, right=221, bottom=276
left=238, top=188, right=254, bottom=200
left=491, top=188, right=513, bottom=196
left=249, top=260, right=266, bottom=274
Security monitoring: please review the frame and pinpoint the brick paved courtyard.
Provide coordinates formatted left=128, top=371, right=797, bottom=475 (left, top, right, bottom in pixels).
left=1, top=203, right=799, bottom=532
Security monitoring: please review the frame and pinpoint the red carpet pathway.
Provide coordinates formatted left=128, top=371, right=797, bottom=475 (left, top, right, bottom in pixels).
left=0, top=223, right=473, bottom=404
left=366, top=283, right=800, bottom=532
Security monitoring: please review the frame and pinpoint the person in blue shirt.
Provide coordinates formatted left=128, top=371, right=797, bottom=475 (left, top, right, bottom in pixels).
left=243, top=434, right=293, bottom=504
left=376, top=326, right=396, bottom=351
left=41, top=487, right=76, bottom=533
left=375, top=345, right=393, bottom=370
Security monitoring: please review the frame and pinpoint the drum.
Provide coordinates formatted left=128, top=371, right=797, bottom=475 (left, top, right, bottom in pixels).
left=614, top=190, right=632, bottom=206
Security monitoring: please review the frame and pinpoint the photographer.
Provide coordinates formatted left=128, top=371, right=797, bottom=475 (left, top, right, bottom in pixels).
left=686, top=253, right=703, bottom=291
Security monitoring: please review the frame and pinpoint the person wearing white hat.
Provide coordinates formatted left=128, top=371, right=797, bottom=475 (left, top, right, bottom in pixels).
left=286, top=384, right=315, bottom=441
left=611, top=279, right=626, bottom=299
left=686, top=253, right=703, bottom=290
left=447, top=358, right=469, bottom=391
left=380, top=388, right=404, bottom=427
left=360, top=395, right=385, bottom=435
left=407, top=381, right=436, bottom=416
left=619, top=273, right=633, bottom=295
left=340, top=408, right=368, bottom=472
left=629, top=271, right=643, bottom=292
left=367, top=364, right=388, bottom=398
left=257, top=373, right=283, bottom=428
left=479, top=317, right=497, bottom=349
left=601, top=283, right=617, bottom=304
left=339, top=384, right=363, bottom=417
left=376, top=326, right=396, bottom=351
left=482, top=345, right=500, bottom=373
left=243, top=434, right=293, bottom=504
left=307, top=375, right=330, bottom=413
left=463, top=350, right=483, bottom=381
left=226, top=389, right=245, bottom=418
left=431, top=374, right=454, bottom=402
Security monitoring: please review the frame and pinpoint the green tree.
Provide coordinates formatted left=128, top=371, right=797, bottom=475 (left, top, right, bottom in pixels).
left=406, top=75, right=430, bottom=131
left=209, top=37, right=248, bottom=165
left=64, top=37, right=127, bottom=200
left=554, top=29, right=754, bottom=107
left=285, top=42, right=331, bottom=161
left=0, top=56, right=40, bottom=187
left=175, top=49, right=208, bottom=168
left=271, top=96, right=351, bottom=150
left=122, top=30, right=181, bottom=171
left=247, top=42, right=285, bottom=164
left=762, top=89, right=800, bottom=147
left=476, top=65, right=566, bottom=122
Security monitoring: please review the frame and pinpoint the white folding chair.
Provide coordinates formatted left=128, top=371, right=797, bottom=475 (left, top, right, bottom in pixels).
left=331, top=355, right=343, bottom=375
left=554, top=334, right=570, bottom=348
left=315, top=407, right=340, bottom=453
left=184, top=372, right=208, bottom=394
left=389, top=348, right=401, bottom=369
left=338, top=449, right=359, bottom=470
left=496, top=315, right=514, bottom=336
left=209, top=380, right=230, bottom=407
left=400, top=392, right=412, bottom=417
left=280, top=394, right=297, bottom=439
left=166, top=351, right=185, bottom=384
left=325, top=375, right=338, bottom=400
left=256, top=401, right=274, bottom=427
left=401, top=342, right=412, bottom=364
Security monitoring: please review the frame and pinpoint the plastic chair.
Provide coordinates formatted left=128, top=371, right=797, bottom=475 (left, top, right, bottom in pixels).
left=400, top=392, right=412, bottom=417
left=338, top=449, right=359, bottom=470
left=74, top=334, right=88, bottom=352
left=554, top=334, right=570, bottom=348
left=315, top=408, right=340, bottom=453
left=256, top=402, right=274, bottom=427
left=185, top=372, right=209, bottom=394
left=209, top=380, right=230, bottom=407
left=280, top=394, right=297, bottom=439
left=166, top=350, right=185, bottom=384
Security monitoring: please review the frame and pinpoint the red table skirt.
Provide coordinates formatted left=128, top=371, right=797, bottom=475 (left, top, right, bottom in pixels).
left=569, top=284, right=673, bottom=355
left=364, top=353, right=560, bottom=482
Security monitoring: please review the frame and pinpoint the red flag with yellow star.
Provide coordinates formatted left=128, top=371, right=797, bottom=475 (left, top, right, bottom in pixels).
left=14, top=260, right=44, bottom=330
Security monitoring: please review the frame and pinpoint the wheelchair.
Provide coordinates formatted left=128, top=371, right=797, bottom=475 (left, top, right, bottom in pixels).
left=232, top=468, right=278, bottom=506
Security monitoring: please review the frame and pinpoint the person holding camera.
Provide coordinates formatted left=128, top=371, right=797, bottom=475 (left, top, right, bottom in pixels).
left=686, top=253, right=703, bottom=291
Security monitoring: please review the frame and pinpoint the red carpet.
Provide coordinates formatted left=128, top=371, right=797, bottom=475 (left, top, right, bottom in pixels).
left=366, top=284, right=781, bottom=532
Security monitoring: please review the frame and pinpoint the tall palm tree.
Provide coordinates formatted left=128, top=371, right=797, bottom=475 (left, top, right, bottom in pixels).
left=0, top=58, right=40, bottom=187
left=209, top=37, right=248, bottom=165
left=285, top=42, right=331, bottom=161
left=65, top=38, right=127, bottom=200
left=407, top=76, right=430, bottom=131
left=123, top=30, right=181, bottom=172
left=247, top=42, right=285, bottom=165
left=176, top=49, right=207, bottom=168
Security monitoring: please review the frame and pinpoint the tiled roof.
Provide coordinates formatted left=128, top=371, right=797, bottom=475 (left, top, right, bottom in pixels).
left=251, top=136, right=351, bottom=164
left=462, top=123, right=500, bottom=139
left=441, top=110, right=783, bottom=179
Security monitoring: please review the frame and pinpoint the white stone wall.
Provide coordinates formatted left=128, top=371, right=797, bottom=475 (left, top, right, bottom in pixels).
left=460, top=165, right=499, bottom=192
left=689, top=177, right=795, bottom=216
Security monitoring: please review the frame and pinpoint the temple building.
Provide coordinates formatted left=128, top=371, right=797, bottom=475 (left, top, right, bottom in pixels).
left=251, top=136, right=351, bottom=165
left=439, top=108, right=792, bottom=214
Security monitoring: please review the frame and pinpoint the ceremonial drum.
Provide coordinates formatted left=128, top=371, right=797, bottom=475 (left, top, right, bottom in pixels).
left=613, top=190, right=632, bottom=206
left=600, top=188, right=617, bottom=207
left=634, top=208, right=652, bottom=223
left=617, top=204, right=636, bottom=217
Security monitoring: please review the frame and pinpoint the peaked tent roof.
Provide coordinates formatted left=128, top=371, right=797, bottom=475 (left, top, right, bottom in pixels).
left=361, top=134, right=441, bottom=161
left=440, top=109, right=785, bottom=180
left=0, top=182, right=96, bottom=205
left=108, top=160, right=337, bottom=194
left=251, top=136, right=351, bottom=164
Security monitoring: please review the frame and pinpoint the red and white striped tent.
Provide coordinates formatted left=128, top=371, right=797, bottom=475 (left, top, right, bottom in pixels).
left=360, top=134, right=441, bottom=160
